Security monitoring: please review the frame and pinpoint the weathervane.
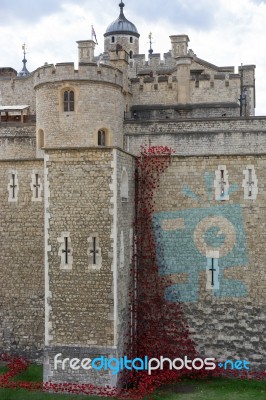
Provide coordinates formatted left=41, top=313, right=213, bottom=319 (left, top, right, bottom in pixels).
left=18, top=43, right=30, bottom=77
left=22, top=43, right=26, bottom=58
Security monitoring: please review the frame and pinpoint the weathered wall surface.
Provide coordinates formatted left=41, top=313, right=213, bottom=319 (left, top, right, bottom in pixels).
left=44, top=147, right=135, bottom=386
left=0, top=124, right=36, bottom=159
left=35, top=63, right=126, bottom=149
left=130, top=76, right=240, bottom=107
left=0, top=75, right=36, bottom=114
left=116, top=150, right=136, bottom=360
left=0, top=159, right=44, bottom=360
left=44, top=148, right=115, bottom=385
left=125, top=117, right=266, bottom=156
left=152, top=154, right=266, bottom=371
left=104, top=34, right=139, bottom=56
left=190, top=76, right=239, bottom=104
left=45, top=148, right=114, bottom=345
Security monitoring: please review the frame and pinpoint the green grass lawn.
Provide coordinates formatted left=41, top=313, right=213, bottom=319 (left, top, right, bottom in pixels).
left=0, top=364, right=265, bottom=400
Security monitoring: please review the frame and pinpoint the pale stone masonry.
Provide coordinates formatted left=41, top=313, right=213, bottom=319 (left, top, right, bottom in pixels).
left=153, top=155, right=266, bottom=370
left=0, top=159, right=44, bottom=359
left=0, top=1, right=265, bottom=388
left=43, top=147, right=135, bottom=385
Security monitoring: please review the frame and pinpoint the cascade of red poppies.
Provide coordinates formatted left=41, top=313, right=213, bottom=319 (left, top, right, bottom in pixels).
left=121, top=145, right=198, bottom=394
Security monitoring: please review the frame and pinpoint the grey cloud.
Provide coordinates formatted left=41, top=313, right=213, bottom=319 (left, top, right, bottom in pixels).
left=0, top=0, right=217, bottom=31
left=126, top=0, right=217, bottom=30
left=1, top=0, right=63, bottom=24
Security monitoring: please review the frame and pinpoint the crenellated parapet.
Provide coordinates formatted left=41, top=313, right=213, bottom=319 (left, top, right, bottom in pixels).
left=34, top=61, right=128, bottom=150
left=33, top=61, right=124, bottom=89
left=129, top=52, right=176, bottom=77
left=127, top=36, right=255, bottom=117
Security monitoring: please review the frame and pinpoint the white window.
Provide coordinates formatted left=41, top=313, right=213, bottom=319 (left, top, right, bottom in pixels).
left=37, top=129, right=45, bottom=149
left=120, top=231, right=124, bottom=268
left=87, top=234, right=102, bottom=270
left=121, top=168, right=129, bottom=202
left=8, top=170, right=19, bottom=202
left=58, top=232, right=73, bottom=270
left=214, top=165, right=229, bottom=201
left=242, top=165, right=258, bottom=200
left=31, top=171, right=43, bottom=201
left=206, top=251, right=220, bottom=291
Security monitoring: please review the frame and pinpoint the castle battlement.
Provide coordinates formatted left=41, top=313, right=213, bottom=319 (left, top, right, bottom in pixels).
left=33, top=61, right=124, bottom=88
left=129, top=52, right=176, bottom=74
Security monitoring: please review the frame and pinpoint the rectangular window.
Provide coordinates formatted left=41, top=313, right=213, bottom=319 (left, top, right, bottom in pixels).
left=63, top=90, right=74, bottom=112
left=248, top=169, right=252, bottom=197
left=98, top=130, right=106, bottom=146
left=220, top=170, right=225, bottom=197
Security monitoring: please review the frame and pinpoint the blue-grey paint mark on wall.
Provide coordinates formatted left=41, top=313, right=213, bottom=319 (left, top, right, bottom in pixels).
left=204, top=226, right=225, bottom=248
left=153, top=204, right=248, bottom=302
left=182, top=185, right=201, bottom=203
left=229, top=183, right=239, bottom=195
left=204, top=172, right=214, bottom=201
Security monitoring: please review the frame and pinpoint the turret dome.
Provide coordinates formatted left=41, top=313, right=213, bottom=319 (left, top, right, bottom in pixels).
left=104, top=2, right=140, bottom=38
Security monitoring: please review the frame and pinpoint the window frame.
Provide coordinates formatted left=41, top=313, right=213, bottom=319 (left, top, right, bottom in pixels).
left=98, top=129, right=106, bottom=146
left=63, top=89, right=75, bottom=112
left=121, top=168, right=129, bottom=203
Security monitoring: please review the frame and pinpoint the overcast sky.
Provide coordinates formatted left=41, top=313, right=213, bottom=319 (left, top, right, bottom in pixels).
left=1, top=0, right=266, bottom=115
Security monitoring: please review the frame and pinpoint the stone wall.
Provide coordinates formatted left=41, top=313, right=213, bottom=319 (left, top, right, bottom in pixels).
left=152, top=154, right=266, bottom=371
left=104, top=35, right=139, bottom=56
left=35, top=64, right=126, bottom=149
left=116, top=150, right=136, bottom=361
left=0, top=74, right=36, bottom=114
left=44, top=147, right=135, bottom=386
left=190, top=76, right=240, bottom=105
left=130, top=75, right=240, bottom=108
left=125, top=117, right=266, bottom=156
left=0, top=159, right=44, bottom=360
left=0, top=124, right=36, bottom=159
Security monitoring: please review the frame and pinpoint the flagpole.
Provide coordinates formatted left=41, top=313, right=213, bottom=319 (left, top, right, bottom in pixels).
left=91, top=25, right=98, bottom=45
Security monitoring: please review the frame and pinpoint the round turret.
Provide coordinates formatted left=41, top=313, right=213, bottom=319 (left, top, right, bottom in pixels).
left=104, top=2, right=139, bottom=59
left=34, top=62, right=126, bottom=153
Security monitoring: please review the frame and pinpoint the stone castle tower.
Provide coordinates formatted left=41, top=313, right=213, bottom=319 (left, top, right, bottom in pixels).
left=0, top=1, right=265, bottom=389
